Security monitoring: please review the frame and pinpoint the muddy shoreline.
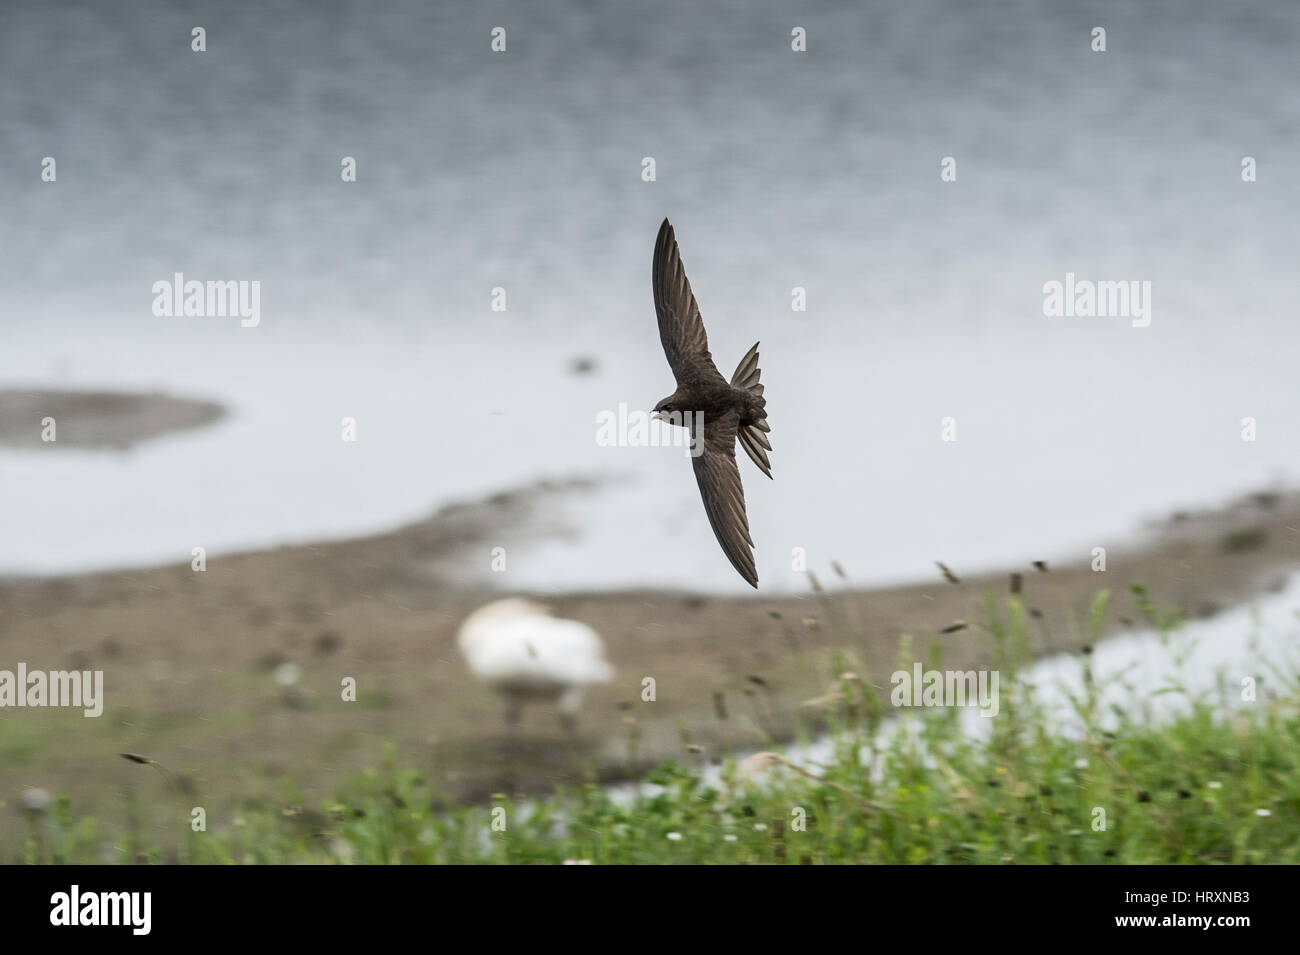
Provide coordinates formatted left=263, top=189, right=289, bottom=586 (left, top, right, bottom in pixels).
left=0, top=389, right=225, bottom=451
left=2, top=467, right=1297, bottom=838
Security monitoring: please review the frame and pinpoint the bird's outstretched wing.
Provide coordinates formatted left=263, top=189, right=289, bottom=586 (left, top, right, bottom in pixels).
left=691, top=410, right=757, bottom=587
left=653, top=218, right=727, bottom=386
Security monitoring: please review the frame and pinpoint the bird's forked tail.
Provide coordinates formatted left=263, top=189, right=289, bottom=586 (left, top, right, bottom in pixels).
left=731, top=342, right=773, bottom=479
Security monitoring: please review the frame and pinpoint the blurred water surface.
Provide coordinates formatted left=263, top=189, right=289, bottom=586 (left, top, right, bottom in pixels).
left=1, top=1, right=1297, bottom=590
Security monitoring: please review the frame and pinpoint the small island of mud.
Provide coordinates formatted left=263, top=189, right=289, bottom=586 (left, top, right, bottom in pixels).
left=0, top=389, right=225, bottom=451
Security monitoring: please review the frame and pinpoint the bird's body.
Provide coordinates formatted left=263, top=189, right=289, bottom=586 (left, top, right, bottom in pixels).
left=457, top=598, right=613, bottom=727
left=651, top=218, right=772, bottom=588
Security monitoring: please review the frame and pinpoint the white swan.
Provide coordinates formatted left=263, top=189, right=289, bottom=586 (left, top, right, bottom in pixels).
left=457, top=598, right=614, bottom=729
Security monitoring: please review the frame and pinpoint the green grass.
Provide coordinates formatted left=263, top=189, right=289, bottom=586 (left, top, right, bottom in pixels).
left=12, top=591, right=1300, bottom=864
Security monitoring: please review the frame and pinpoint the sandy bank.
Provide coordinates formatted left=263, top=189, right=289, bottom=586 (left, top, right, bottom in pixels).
left=0, top=389, right=224, bottom=451
left=1, top=476, right=1297, bottom=843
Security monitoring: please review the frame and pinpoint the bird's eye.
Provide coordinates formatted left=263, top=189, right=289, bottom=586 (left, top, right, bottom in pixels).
left=661, top=405, right=673, bottom=413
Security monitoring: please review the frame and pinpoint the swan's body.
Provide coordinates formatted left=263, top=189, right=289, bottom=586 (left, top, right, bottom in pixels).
left=457, top=598, right=613, bottom=727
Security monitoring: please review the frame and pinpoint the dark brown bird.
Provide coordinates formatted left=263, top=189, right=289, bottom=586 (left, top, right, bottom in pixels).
left=651, top=218, right=772, bottom=588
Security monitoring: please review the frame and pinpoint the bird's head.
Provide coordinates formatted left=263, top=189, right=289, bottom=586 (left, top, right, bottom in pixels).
left=652, top=392, right=687, bottom=426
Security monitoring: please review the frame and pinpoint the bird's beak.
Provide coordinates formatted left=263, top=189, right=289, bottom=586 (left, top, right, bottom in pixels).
left=650, top=411, right=663, bottom=421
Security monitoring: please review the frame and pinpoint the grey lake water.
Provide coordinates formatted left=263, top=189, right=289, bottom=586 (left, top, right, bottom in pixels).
left=2, top=1, right=1298, bottom=592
